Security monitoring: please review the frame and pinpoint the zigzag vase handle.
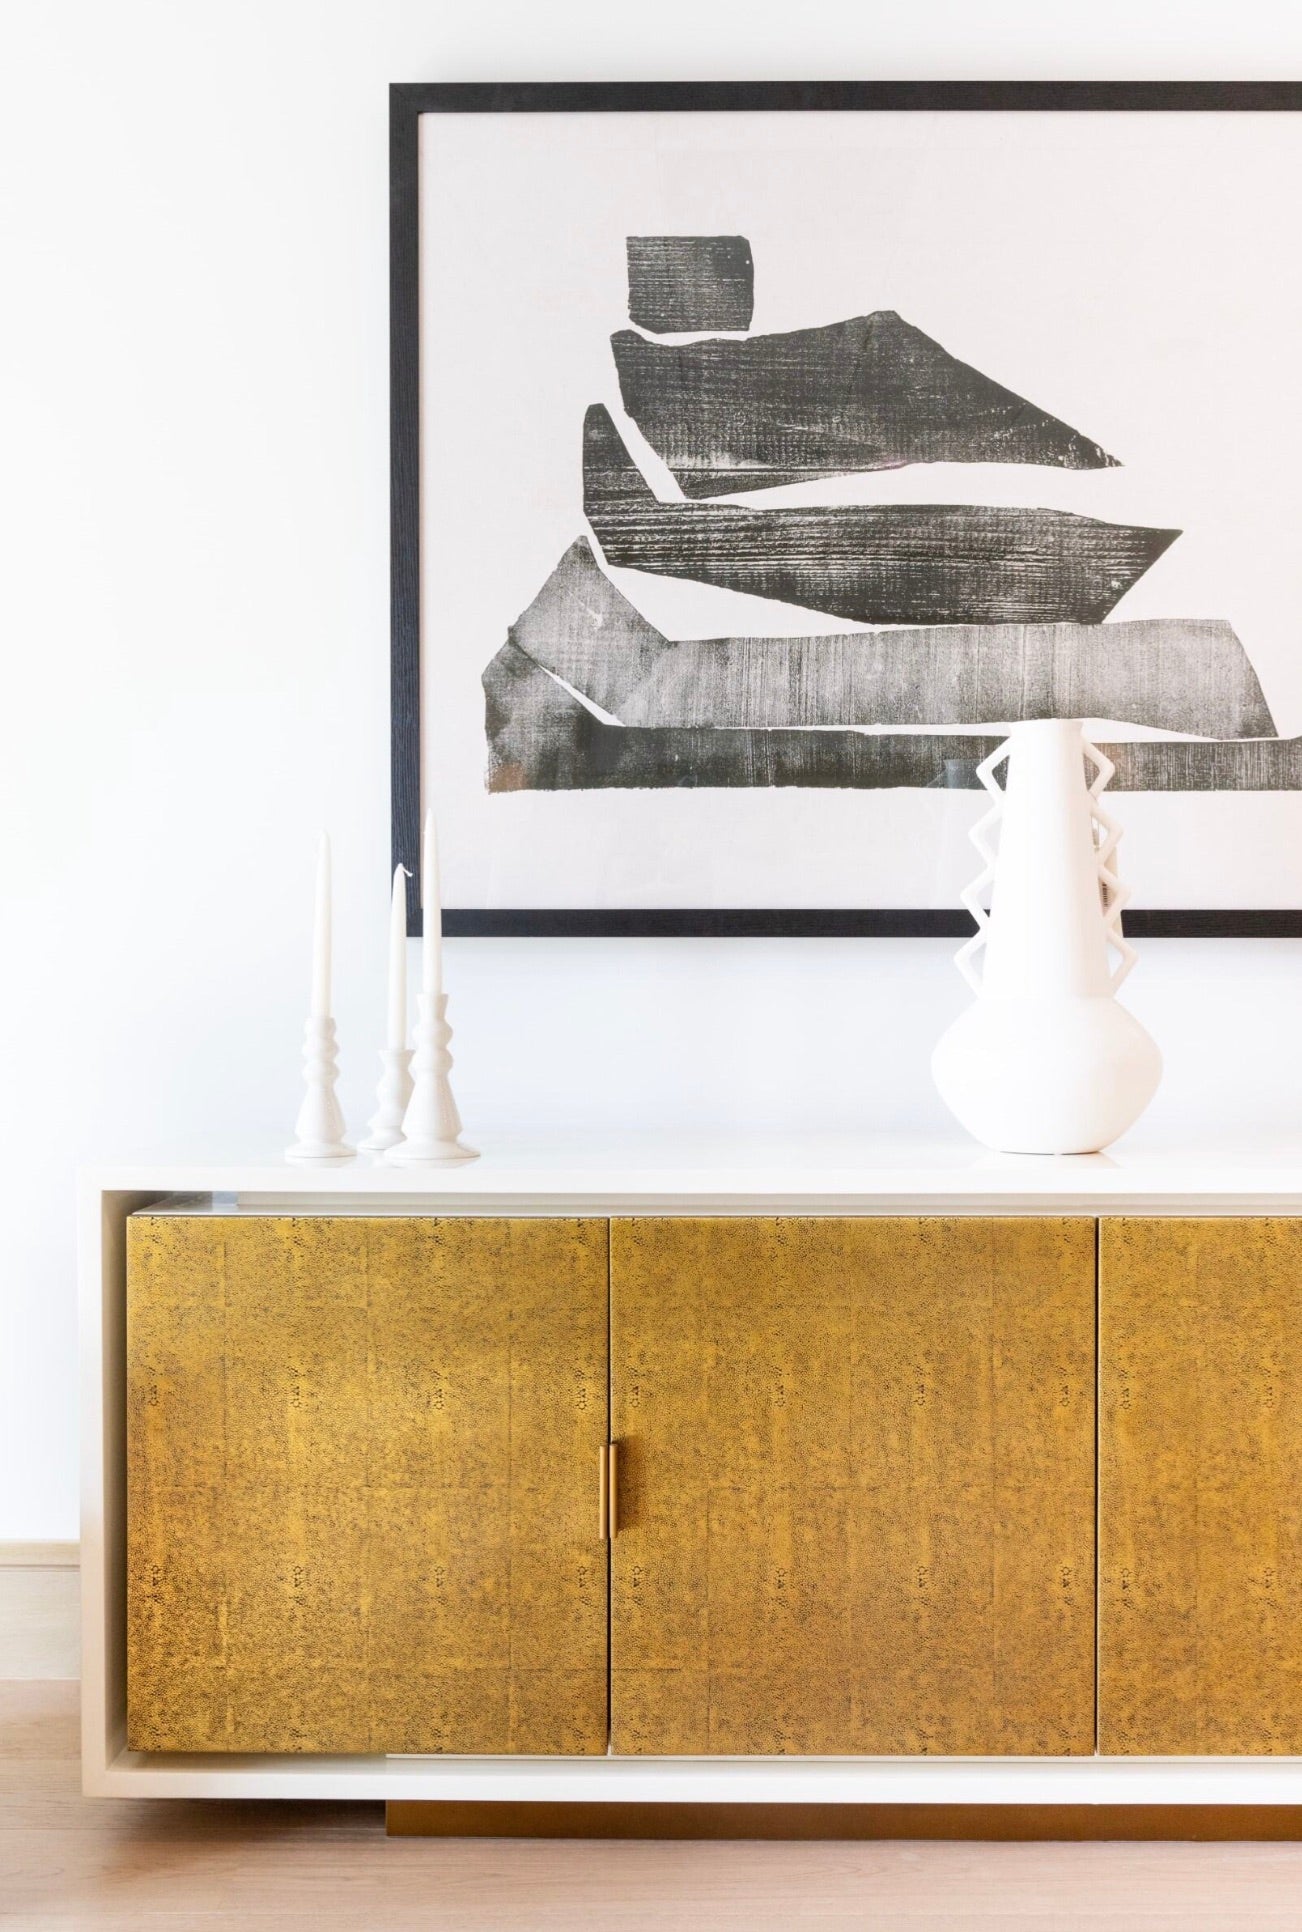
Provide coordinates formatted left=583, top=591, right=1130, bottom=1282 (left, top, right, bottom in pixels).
left=953, top=737, right=1012, bottom=995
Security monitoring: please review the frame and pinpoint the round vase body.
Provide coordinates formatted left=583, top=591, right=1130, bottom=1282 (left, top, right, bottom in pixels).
left=931, top=994, right=1162, bottom=1155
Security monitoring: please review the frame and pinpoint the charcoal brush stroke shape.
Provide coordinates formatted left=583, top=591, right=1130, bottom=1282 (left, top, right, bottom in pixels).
left=506, top=537, right=670, bottom=718
left=626, top=236, right=754, bottom=334
left=484, top=643, right=1002, bottom=792
left=1106, top=738, right=1302, bottom=791
left=509, top=539, right=1272, bottom=740
left=484, top=649, right=1302, bottom=796
left=583, top=406, right=1180, bottom=626
left=612, top=311, right=1119, bottom=495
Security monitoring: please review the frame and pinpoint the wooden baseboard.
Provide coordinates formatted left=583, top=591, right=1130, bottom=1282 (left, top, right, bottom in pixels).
left=386, top=1800, right=1302, bottom=1841
left=0, top=1542, right=78, bottom=1569
left=0, top=1550, right=80, bottom=1680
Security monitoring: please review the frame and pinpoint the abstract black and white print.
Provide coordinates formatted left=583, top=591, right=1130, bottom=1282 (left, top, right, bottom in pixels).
left=420, top=110, right=1302, bottom=913
left=485, top=235, right=1296, bottom=797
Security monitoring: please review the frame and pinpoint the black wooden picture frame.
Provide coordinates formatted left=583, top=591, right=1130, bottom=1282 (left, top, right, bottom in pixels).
left=390, top=80, right=1302, bottom=939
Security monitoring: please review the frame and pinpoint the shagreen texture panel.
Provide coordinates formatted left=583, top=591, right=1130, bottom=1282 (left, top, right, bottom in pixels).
left=126, top=1215, right=609, bottom=1755
left=609, top=1217, right=1096, bottom=1756
left=1100, top=1218, right=1302, bottom=1754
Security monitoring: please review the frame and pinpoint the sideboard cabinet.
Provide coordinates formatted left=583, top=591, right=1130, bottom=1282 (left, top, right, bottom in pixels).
left=79, top=1158, right=1302, bottom=1806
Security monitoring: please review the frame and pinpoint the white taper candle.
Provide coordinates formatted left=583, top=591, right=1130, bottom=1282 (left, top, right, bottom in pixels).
left=310, top=833, right=331, bottom=1018
left=421, top=808, right=443, bottom=996
left=386, top=864, right=409, bottom=1049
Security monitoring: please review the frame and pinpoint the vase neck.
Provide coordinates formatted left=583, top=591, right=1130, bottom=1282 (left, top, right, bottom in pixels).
left=981, top=720, right=1115, bottom=999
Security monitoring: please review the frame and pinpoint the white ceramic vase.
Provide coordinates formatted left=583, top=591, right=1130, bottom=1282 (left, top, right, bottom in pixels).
left=931, top=719, right=1162, bottom=1155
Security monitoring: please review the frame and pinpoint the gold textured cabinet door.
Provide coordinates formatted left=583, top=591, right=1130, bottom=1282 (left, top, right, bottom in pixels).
left=609, top=1216, right=1096, bottom=1756
left=127, top=1214, right=609, bottom=1755
left=1100, top=1217, right=1302, bottom=1754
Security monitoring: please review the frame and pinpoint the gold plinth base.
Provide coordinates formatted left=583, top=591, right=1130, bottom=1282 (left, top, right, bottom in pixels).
left=386, top=1801, right=1302, bottom=1841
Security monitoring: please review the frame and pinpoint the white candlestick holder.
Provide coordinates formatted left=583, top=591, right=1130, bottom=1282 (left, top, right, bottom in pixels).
left=358, top=1047, right=414, bottom=1154
left=385, top=992, right=478, bottom=1166
left=285, top=1015, right=355, bottom=1164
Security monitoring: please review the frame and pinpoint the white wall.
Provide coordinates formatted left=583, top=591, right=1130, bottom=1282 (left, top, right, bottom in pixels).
left=5, top=0, right=1302, bottom=1540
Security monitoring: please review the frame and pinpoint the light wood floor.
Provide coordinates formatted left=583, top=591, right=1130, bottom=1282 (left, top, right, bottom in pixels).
left=9, top=1683, right=1302, bottom=1930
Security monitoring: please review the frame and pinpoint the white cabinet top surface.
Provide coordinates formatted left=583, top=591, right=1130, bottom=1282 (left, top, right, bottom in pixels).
left=84, top=1128, right=1302, bottom=1211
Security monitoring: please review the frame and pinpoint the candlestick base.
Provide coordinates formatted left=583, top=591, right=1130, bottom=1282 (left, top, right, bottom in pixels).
left=285, top=1015, right=354, bottom=1165
left=385, top=991, right=479, bottom=1167
left=285, top=1143, right=357, bottom=1165
left=359, top=1047, right=415, bottom=1153
left=386, top=1138, right=480, bottom=1166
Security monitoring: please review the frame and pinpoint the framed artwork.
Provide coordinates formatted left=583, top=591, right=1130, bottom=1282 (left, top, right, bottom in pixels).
left=391, top=81, right=1302, bottom=936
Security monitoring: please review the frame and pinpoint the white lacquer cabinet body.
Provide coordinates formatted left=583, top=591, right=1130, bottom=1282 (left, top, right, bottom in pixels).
left=81, top=1134, right=1302, bottom=1803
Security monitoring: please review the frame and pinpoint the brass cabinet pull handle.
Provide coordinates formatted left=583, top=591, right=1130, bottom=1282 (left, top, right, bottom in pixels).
left=598, top=1442, right=619, bottom=1540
